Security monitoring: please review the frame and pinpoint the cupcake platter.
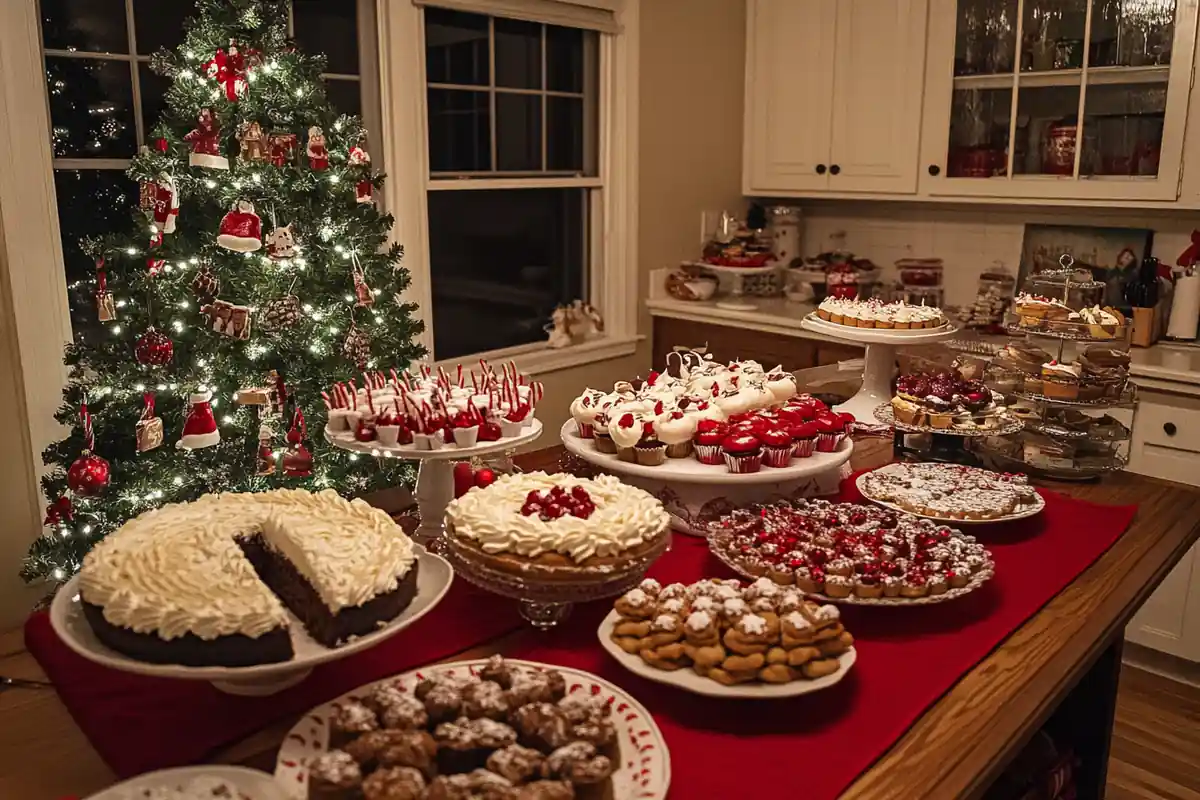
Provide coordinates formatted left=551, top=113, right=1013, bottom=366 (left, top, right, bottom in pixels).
left=50, top=545, right=454, bottom=696
left=276, top=658, right=672, bottom=799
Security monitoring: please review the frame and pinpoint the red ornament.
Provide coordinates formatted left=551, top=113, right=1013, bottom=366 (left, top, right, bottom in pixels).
left=474, top=468, right=497, bottom=488
left=453, top=462, right=475, bottom=499
left=154, top=137, right=168, bottom=153
left=43, top=496, right=74, bottom=526
left=67, top=452, right=110, bottom=496
left=135, top=328, right=173, bottom=367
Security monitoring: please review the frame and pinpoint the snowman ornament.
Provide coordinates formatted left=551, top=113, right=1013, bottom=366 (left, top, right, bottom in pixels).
left=265, top=223, right=297, bottom=261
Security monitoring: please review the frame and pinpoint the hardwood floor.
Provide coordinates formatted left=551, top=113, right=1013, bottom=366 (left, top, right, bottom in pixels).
left=1109, top=665, right=1200, bottom=799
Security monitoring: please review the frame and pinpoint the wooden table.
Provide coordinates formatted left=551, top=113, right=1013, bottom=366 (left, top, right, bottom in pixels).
left=2, top=438, right=1198, bottom=800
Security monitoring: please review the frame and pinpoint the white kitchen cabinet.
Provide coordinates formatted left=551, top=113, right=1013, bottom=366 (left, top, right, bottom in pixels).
left=920, top=0, right=1199, bottom=203
left=743, top=0, right=929, bottom=196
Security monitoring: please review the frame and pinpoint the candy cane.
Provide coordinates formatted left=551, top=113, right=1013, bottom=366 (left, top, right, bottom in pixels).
left=321, top=391, right=333, bottom=409
left=456, top=364, right=463, bottom=387
left=365, top=388, right=375, bottom=414
left=389, top=368, right=399, bottom=388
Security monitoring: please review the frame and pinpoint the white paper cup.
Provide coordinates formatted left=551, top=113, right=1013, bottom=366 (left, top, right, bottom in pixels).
left=376, top=425, right=401, bottom=446
left=413, top=432, right=432, bottom=450
left=499, top=419, right=524, bottom=438
left=453, top=426, right=480, bottom=448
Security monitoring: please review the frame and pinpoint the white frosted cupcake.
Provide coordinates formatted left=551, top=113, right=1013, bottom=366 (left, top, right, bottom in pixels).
left=764, top=370, right=798, bottom=404
left=569, top=388, right=605, bottom=439
left=655, top=409, right=697, bottom=458
left=609, top=408, right=646, bottom=463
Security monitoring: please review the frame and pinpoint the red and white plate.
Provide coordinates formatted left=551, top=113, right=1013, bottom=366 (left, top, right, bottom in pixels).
left=275, top=658, right=671, bottom=799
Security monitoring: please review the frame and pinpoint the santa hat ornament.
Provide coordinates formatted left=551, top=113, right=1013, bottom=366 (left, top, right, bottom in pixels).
left=216, top=200, right=263, bottom=252
left=177, top=389, right=221, bottom=450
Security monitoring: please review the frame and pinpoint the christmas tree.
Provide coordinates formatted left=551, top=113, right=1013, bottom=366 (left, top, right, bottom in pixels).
left=23, top=0, right=425, bottom=585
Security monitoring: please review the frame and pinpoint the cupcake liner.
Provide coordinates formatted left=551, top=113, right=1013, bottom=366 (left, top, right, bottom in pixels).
left=723, top=451, right=763, bottom=474
left=816, top=431, right=844, bottom=453
left=325, top=412, right=352, bottom=432
left=499, top=419, right=524, bottom=438
left=376, top=425, right=401, bottom=447
left=452, top=426, right=480, bottom=448
left=593, top=434, right=617, bottom=454
left=694, top=442, right=723, bottom=465
left=413, top=432, right=432, bottom=451
left=762, top=445, right=792, bottom=468
left=793, top=438, right=816, bottom=458
left=665, top=440, right=693, bottom=459
left=617, top=447, right=637, bottom=463
left=426, top=432, right=446, bottom=451
left=635, top=444, right=667, bottom=466
left=576, top=421, right=595, bottom=439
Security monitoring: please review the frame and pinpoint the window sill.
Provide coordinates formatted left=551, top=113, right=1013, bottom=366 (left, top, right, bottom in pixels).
left=432, top=334, right=642, bottom=377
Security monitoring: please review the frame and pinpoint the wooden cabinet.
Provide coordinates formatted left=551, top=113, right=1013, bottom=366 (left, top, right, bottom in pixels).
left=919, top=0, right=1198, bottom=202
left=743, top=0, right=929, bottom=196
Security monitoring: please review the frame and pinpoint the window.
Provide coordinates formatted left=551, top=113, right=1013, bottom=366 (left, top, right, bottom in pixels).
left=38, top=0, right=381, bottom=339
left=421, top=7, right=601, bottom=361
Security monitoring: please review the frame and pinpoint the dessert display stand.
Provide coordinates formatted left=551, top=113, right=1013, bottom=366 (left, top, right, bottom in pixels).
left=799, top=314, right=960, bottom=422
left=325, top=420, right=543, bottom=547
left=49, top=545, right=455, bottom=696
left=874, top=403, right=1024, bottom=468
left=686, top=260, right=777, bottom=311
left=561, top=421, right=853, bottom=536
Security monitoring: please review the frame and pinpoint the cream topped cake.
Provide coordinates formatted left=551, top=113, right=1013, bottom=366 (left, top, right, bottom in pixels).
left=79, top=489, right=418, bottom=667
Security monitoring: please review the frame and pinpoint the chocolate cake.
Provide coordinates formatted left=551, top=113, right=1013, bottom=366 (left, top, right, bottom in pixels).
left=78, top=489, right=418, bottom=667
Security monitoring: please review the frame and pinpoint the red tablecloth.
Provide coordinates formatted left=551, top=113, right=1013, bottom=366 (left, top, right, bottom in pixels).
left=27, top=478, right=1135, bottom=798
left=513, top=481, right=1136, bottom=799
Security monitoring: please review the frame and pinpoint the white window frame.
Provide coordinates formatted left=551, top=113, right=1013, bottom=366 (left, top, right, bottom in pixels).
left=377, top=0, right=640, bottom=375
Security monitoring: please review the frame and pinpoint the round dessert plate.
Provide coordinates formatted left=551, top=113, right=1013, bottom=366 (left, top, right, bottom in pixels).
left=686, top=259, right=777, bottom=275
left=325, top=418, right=543, bottom=460
left=275, top=658, right=672, bottom=800
left=874, top=403, right=1025, bottom=438
left=854, top=472, right=1046, bottom=526
left=86, top=766, right=287, bottom=800
left=560, top=421, right=853, bottom=486
left=597, top=610, right=856, bottom=698
left=801, top=312, right=958, bottom=343
left=50, top=546, right=454, bottom=696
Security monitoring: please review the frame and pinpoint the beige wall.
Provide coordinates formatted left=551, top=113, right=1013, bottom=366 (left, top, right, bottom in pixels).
left=529, top=0, right=748, bottom=438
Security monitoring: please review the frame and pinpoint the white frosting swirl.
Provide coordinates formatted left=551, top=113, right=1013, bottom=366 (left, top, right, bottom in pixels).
left=79, top=489, right=415, bottom=641
left=446, top=471, right=669, bottom=563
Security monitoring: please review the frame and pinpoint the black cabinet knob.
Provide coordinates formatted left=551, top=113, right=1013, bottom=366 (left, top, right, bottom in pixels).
left=816, top=164, right=827, bottom=175
left=1164, top=422, right=1177, bottom=436
left=928, top=164, right=941, bottom=176
left=829, top=164, right=841, bottom=175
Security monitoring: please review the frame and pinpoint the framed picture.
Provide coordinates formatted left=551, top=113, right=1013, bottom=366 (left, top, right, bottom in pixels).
left=1018, top=224, right=1152, bottom=308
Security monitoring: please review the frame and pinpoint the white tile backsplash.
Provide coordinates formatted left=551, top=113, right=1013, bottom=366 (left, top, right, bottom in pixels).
left=794, top=201, right=1199, bottom=306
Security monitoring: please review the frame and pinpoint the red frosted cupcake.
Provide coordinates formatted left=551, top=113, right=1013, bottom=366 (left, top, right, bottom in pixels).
left=791, top=420, right=819, bottom=457
left=693, top=423, right=727, bottom=465
left=722, top=433, right=762, bottom=474
left=759, top=427, right=793, bottom=467
left=815, top=415, right=845, bottom=452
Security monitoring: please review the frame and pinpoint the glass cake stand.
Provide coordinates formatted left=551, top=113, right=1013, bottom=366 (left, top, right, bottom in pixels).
left=442, top=529, right=672, bottom=629
left=325, top=420, right=543, bottom=547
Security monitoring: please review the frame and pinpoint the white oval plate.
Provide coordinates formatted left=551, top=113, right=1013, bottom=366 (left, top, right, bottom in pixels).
left=325, top=419, right=543, bottom=460
left=801, top=312, right=959, bottom=343
left=87, top=766, right=287, bottom=800
left=854, top=471, right=1046, bottom=526
left=597, top=610, right=856, bottom=698
left=275, top=658, right=671, bottom=800
left=560, top=421, right=853, bottom=486
left=50, top=546, right=454, bottom=682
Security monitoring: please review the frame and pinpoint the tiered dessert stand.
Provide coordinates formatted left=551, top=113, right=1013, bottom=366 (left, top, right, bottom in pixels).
left=686, top=260, right=777, bottom=311
left=561, top=421, right=854, bottom=536
left=873, top=402, right=1024, bottom=466
left=325, top=420, right=544, bottom=546
left=799, top=314, right=959, bottom=421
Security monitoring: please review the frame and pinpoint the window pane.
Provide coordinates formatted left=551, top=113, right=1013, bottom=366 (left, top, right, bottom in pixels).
left=428, top=89, right=491, bottom=173
left=54, top=170, right=137, bottom=341
left=41, top=0, right=129, bottom=54
left=46, top=57, right=137, bottom=159
left=495, top=18, right=542, bottom=89
left=1021, top=0, right=1087, bottom=71
left=496, top=93, right=542, bottom=171
left=954, top=0, right=1018, bottom=76
left=1081, top=83, right=1167, bottom=176
left=293, top=0, right=359, bottom=75
left=947, top=87, right=1013, bottom=177
left=139, top=64, right=171, bottom=134
left=546, top=96, right=583, bottom=172
left=1091, top=0, right=1176, bottom=68
left=429, top=188, right=586, bottom=360
left=546, top=25, right=585, bottom=93
left=1013, top=85, right=1082, bottom=175
left=326, top=79, right=363, bottom=119
left=425, top=8, right=489, bottom=86
left=132, top=0, right=197, bottom=54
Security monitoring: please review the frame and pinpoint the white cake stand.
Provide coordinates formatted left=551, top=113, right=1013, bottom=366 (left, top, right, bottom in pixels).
left=687, top=260, right=777, bottom=311
left=561, top=421, right=853, bottom=536
left=799, top=313, right=960, bottom=422
left=325, top=420, right=543, bottom=546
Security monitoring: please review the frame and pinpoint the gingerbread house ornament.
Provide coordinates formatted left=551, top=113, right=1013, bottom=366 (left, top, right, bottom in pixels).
left=238, top=121, right=269, bottom=163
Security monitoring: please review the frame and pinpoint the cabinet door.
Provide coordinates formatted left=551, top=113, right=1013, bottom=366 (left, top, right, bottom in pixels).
left=743, top=0, right=838, bottom=194
left=1127, top=543, right=1200, bottom=661
left=921, top=0, right=1198, bottom=201
left=828, top=0, right=930, bottom=193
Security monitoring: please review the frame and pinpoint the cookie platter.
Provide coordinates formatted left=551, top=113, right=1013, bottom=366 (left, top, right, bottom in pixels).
left=855, top=462, right=1045, bottom=526
left=856, top=472, right=1045, bottom=525
left=276, top=657, right=671, bottom=799
left=50, top=545, right=454, bottom=696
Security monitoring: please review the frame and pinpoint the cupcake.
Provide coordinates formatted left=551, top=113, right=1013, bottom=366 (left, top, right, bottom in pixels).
left=635, top=420, right=667, bottom=466
left=376, top=410, right=402, bottom=447
left=722, top=433, right=762, bottom=474
left=760, top=428, right=793, bottom=467
left=791, top=421, right=818, bottom=457
left=569, top=388, right=604, bottom=439
left=693, top=421, right=727, bottom=465
left=451, top=412, right=480, bottom=448
left=609, top=411, right=644, bottom=463
left=815, top=415, right=845, bottom=452
left=655, top=410, right=696, bottom=458
left=764, top=370, right=798, bottom=404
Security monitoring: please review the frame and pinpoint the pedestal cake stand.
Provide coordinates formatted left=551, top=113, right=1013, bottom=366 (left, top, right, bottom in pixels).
left=325, top=420, right=544, bottom=546
left=799, top=313, right=960, bottom=421
left=561, top=421, right=853, bottom=536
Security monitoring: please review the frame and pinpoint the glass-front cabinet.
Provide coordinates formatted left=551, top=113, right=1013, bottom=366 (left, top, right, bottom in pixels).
left=921, top=0, right=1198, bottom=200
